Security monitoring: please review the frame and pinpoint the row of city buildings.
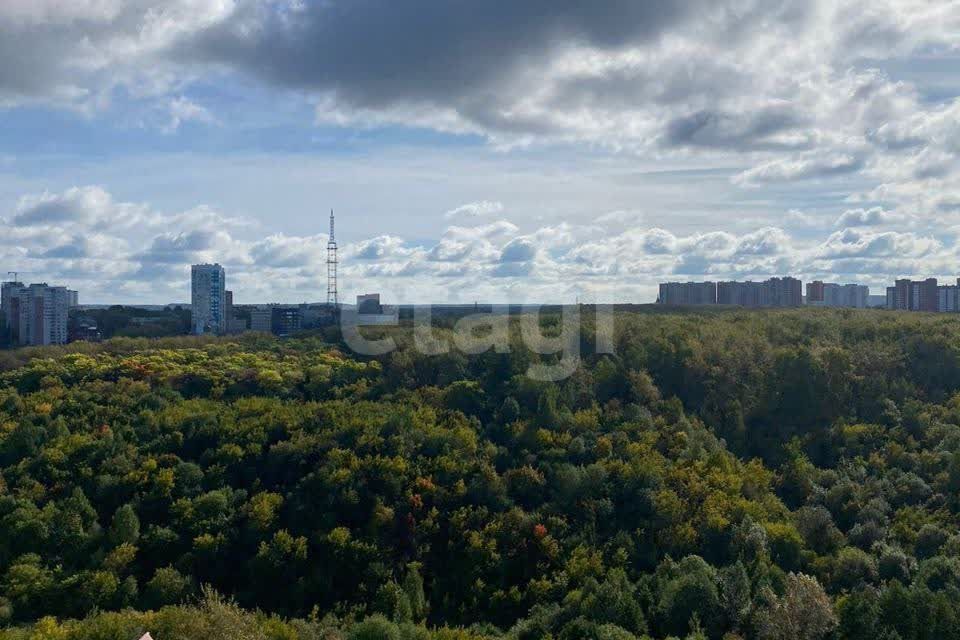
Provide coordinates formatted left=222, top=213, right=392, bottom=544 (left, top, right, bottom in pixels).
left=659, top=276, right=960, bottom=312
left=10, top=268, right=958, bottom=348
left=658, top=277, right=870, bottom=308
left=191, top=263, right=392, bottom=337
left=1, top=281, right=78, bottom=346
left=884, top=278, right=960, bottom=312
left=0, top=262, right=383, bottom=347
left=658, top=277, right=812, bottom=308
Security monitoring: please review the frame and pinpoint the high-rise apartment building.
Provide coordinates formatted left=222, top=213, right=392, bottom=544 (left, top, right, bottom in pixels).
left=716, top=277, right=802, bottom=307
left=657, top=282, right=717, bottom=305
left=806, top=281, right=825, bottom=303
left=934, top=278, right=960, bottom=312
left=1, top=281, right=24, bottom=343
left=807, top=281, right=869, bottom=308
left=1, top=282, right=71, bottom=346
left=191, top=264, right=226, bottom=335
left=768, top=277, right=803, bottom=307
left=917, top=278, right=938, bottom=312
left=887, top=278, right=938, bottom=311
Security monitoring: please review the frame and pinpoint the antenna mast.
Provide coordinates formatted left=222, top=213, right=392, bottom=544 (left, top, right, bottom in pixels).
left=327, top=209, right=338, bottom=306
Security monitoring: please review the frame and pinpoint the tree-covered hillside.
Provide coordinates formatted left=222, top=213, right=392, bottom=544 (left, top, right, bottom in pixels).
left=3, top=309, right=960, bottom=639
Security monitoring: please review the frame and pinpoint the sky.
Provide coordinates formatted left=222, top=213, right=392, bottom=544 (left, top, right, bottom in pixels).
left=1, top=0, right=959, bottom=305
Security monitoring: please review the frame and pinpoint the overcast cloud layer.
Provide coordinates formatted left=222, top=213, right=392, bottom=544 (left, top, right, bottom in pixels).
left=1, top=0, right=959, bottom=303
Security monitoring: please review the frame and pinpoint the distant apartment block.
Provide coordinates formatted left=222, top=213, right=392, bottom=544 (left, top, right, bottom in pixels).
left=939, top=282, right=960, bottom=312
left=717, top=277, right=802, bottom=307
left=886, top=278, right=939, bottom=311
left=656, top=277, right=802, bottom=307
left=806, top=281, right=869, bottom=308
left=228, top=315, right=249, bottom=334
left=244, top=304, right=335, bottom=336
left=249, top=308, right=272, bottom=333
left=1, top=282, right=71, bottom=346
left=1, top=281, right=22, bottom=341
left=191, top=263, right=227, bottom=335
left=657, top=282, right=717, bottom=305
left=272, top=306, right=302, bottom=337
left=69, top=315, right=101, bottom=343
left=806, top=280, right=824, bottom=303
left=357, top=293, right=384, bottom=314
left=225, top=289, right=234, bottom=327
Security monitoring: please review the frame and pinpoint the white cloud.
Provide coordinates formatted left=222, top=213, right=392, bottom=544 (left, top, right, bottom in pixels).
left=2, top=2, right=960, bottom=302
left=734, top=153, right=865, bottom=186
left=249, top=233, right=327, bottom=268
left=835, top=207, right=907, bottom=227
left=0, top=0, right=231, bottom=109
left=162, top=96, right=216, bottom=133
left=444, top=200, right=504, bottom=219
left=816, top=228, right=940, bottom=259
left=736, top=227, right=791, bottom=255
left=499, top=238, right=538, bottom=263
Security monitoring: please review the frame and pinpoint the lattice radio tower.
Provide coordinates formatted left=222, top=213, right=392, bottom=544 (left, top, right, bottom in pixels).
left=327, top=209, right=338, bottom=307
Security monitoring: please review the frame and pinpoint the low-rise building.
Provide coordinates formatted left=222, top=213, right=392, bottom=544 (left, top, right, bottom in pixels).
left=272, top=306, right=302, bottom=337
left=357, top=293, right=383, bottom=314
left=249, top=308, right=272, bottom=333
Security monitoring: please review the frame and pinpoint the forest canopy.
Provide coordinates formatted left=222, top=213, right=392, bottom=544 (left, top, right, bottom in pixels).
left=2, top=308, right=960, bottom=639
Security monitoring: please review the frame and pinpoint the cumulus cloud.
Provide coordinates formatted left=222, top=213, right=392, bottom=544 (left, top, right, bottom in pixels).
left=444, top=201, right=504, bottom=219
left=12, top=186, right=127, bottom=226
left=7, top=184, right=960, bottom=305
left=0, top=0, right=956, bottom=241
left=835, top=207, right=906, bottom=227
left=350, top=235, right=410, bottom=260
left=641, top=229, right=677, bottom=254
left=817, top=228, right=940, bottom=259
left=736, top=227, right=791, bottom=255
left=0, top=0, right=230, bottom=108
left=499, top=238, right=538, bottom=263
left=3, top=2, right=960, bottom=301
left=249, top=233, right=327, bottom=268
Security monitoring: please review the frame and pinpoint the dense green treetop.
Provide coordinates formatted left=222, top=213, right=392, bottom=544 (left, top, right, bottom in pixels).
left=1, top=308, right=960, bottom=639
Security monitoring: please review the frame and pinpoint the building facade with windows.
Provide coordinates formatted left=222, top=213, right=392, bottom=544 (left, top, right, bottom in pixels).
left=249, top=307, right=273, bottom=333
left=1, top=282, right=71, bottom=346
left=191, top=264, right=227, bottom=335
left=716, top=277, right=802, bottom=307
left=807, top=281, right=869, bottom=308
left=887, top=278, right=938, bottom=311
left=657, top=282, right=717, bottom=305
